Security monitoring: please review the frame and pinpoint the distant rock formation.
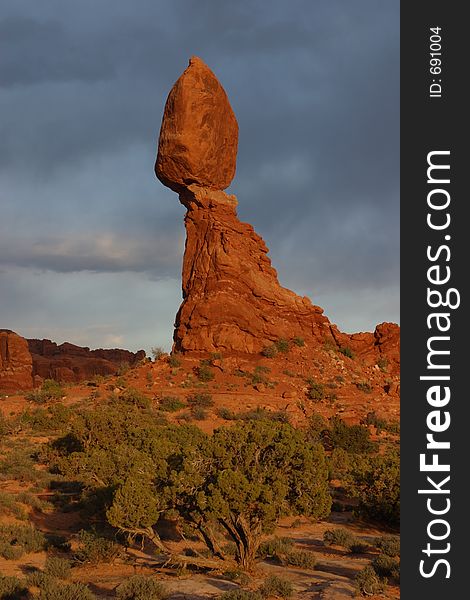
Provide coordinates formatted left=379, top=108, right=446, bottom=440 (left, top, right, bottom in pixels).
left=0, top=329, right=147, bottom=393
left=28, top=339, right=146, bottom=384
left=0, top=329, right=33, bottom=392
left=156, top=58, right=399, bottom=364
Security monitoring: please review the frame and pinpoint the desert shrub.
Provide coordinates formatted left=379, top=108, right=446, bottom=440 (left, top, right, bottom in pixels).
left=117, top=362, right=130, bottom=376
left=118, top=388, right=151, bottom=410
left=0, top=524, right=46, bottom=558
left=327, top=447, right=352, bottom=480
left=261, top=345, right=277, bottom=358
left=349, top=541, right=370, bottom=554
left=239, top=407, right=289, bottom=424
left=0, top=543, right=22, bottom=560
left=217, top=407, right=238, bottom=420
left=329, top=417, right=374, bottom=454
left=377, top=357, right=388, bottom=372
left=355, top=565, right=387, bottom=596
left=28, top=571, right=55, bottom=588
left=292, top=337, right=305, bottom=347
left=26, top=379, right=65, bottom=404
left=323, top=528, right=355, bottom=549
left=15, top=492, right=52, bottom=513
left=258, top=536, right=293, bottom=559
left=306, top=380, right=325, bottom=401
left=38, top=581, right=96, bottom=600
left=372, top=554, right=400, bottom=579
left=306, top=413, right=328, bottom=443
left=191, top=407, right=207, bottom=421
left=259, top=575, right=293, bottom=598
left=222, top=570, right=250, bottom=586
left=20, top=403, right=73, bottom=433
left=275, top=339, right=289, bottom=353
left=375, top=535, right=400, bottom=557
left=186, top=393, right=214, bottom=408
left=219, top=592, right=263, bottom=600
left=44, top=556, right=72, bottom=579
left=0, top=446, right=45, bottom=483
left=0, top=491, right=26, bottom=519
left=197, top=363, right=215, bottom=382
left=168, top=353, right=182, bottom=368
left=116, top=575, right=167, bottom=600
left=73, top=529, right=122, bottom=564
left=283, top=549, right=317, bottom=569
left=355, top=381, right=372, bottom=393
left=0, top=576, right=28, bottom=599
left=338, top=346, right=354, bottom=359
left=151, top=347, right=166, bottom=360
left=345, top=450, right=400, bottom=526
left=159, top=396, right=186, bottom=412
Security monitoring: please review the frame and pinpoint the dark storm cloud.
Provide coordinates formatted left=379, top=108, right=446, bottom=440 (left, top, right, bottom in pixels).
left=0, top=0, right=399, bottom=348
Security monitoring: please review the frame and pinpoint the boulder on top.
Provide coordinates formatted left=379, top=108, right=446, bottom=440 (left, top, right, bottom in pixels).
left=155, top=56, right=238, bottom=192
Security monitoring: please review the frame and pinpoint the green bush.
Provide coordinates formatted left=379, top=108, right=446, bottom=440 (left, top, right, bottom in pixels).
left=345, top=450, right=400, bottom=526
left=0, top=576, right=28, bottom=599
left=306, top=379, right=325, bottom=401
left=187, top=393, right=214, bottom=408
left=38, top=581, right=96, bottom=600
left=355, top=565, right=387, bottom=596
left=323, top=528, right=355, bottom=549
left=372, top=554, right=400, bottom=579
left=159, top=396, right=186, bottom=412
left=168, top=354, right=182, bottom=368
left=259, top=575, right=293, bottom=598
left=197, top=363, right=215, bottom=382
left=119, top=388, right=151, bottom=410
left=275, top=339, right=290, bottom=353
left=44, top=556, right=72, bottom=579
left=222, top=570, right=250, bottom=586
left=26, top=379, right=65, bottom=403
left=329, top=417, right=374, bottom=454
left=0, top=491, right=26, bottom=519
left=217, top=407, right=238, bottom=420
left=191, top=407, right=207, bottom=421
left=377, top=357, right=388, bottom=372
left=338, top=346, right=354, bottom=359
left=375, top=535, right=400, bottom=557
left=283, top=549, right=316, bottom=569
left=261, top=345, right=277, bottom=358
left=349, top=541, right=369, bottom=554
left=258, top=536, right=293, bottom=558
left=355, top=381, right=372, bottom=393
left=0, top=524, right=46, bottom=558
left=292, top=337, right=305, bottom=347
left=116, top=575, right=167, bottom=600
left=73, top=529, right=122, bottom=564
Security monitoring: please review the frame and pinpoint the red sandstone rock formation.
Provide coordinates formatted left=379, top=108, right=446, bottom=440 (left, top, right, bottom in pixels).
left=155, top=56, right=238, bottom=192
left=28, top=339, right=146, bottom=383
left=0, top=329, right=33, bottom=392
left=155, top=57, right=400, bottom=367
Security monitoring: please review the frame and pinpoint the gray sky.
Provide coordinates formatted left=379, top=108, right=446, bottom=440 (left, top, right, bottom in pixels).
left=0, top=1, right=399, bottom=353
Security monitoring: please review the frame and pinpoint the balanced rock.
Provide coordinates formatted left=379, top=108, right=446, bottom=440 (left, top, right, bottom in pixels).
left=0, top=329, right=33, bottom=393
left=155, top=56, right=238, bottom=192
left=155, top=58, right=400, bottom=363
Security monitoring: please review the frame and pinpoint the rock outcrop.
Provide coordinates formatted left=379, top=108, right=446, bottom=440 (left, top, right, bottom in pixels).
left=155, top=57, right=400, bottom=366
left=155, top=56, right=238, bottom=192
left=0, top=329, right=33, bottom=393
left=28, top=339, right=146, bottom=383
